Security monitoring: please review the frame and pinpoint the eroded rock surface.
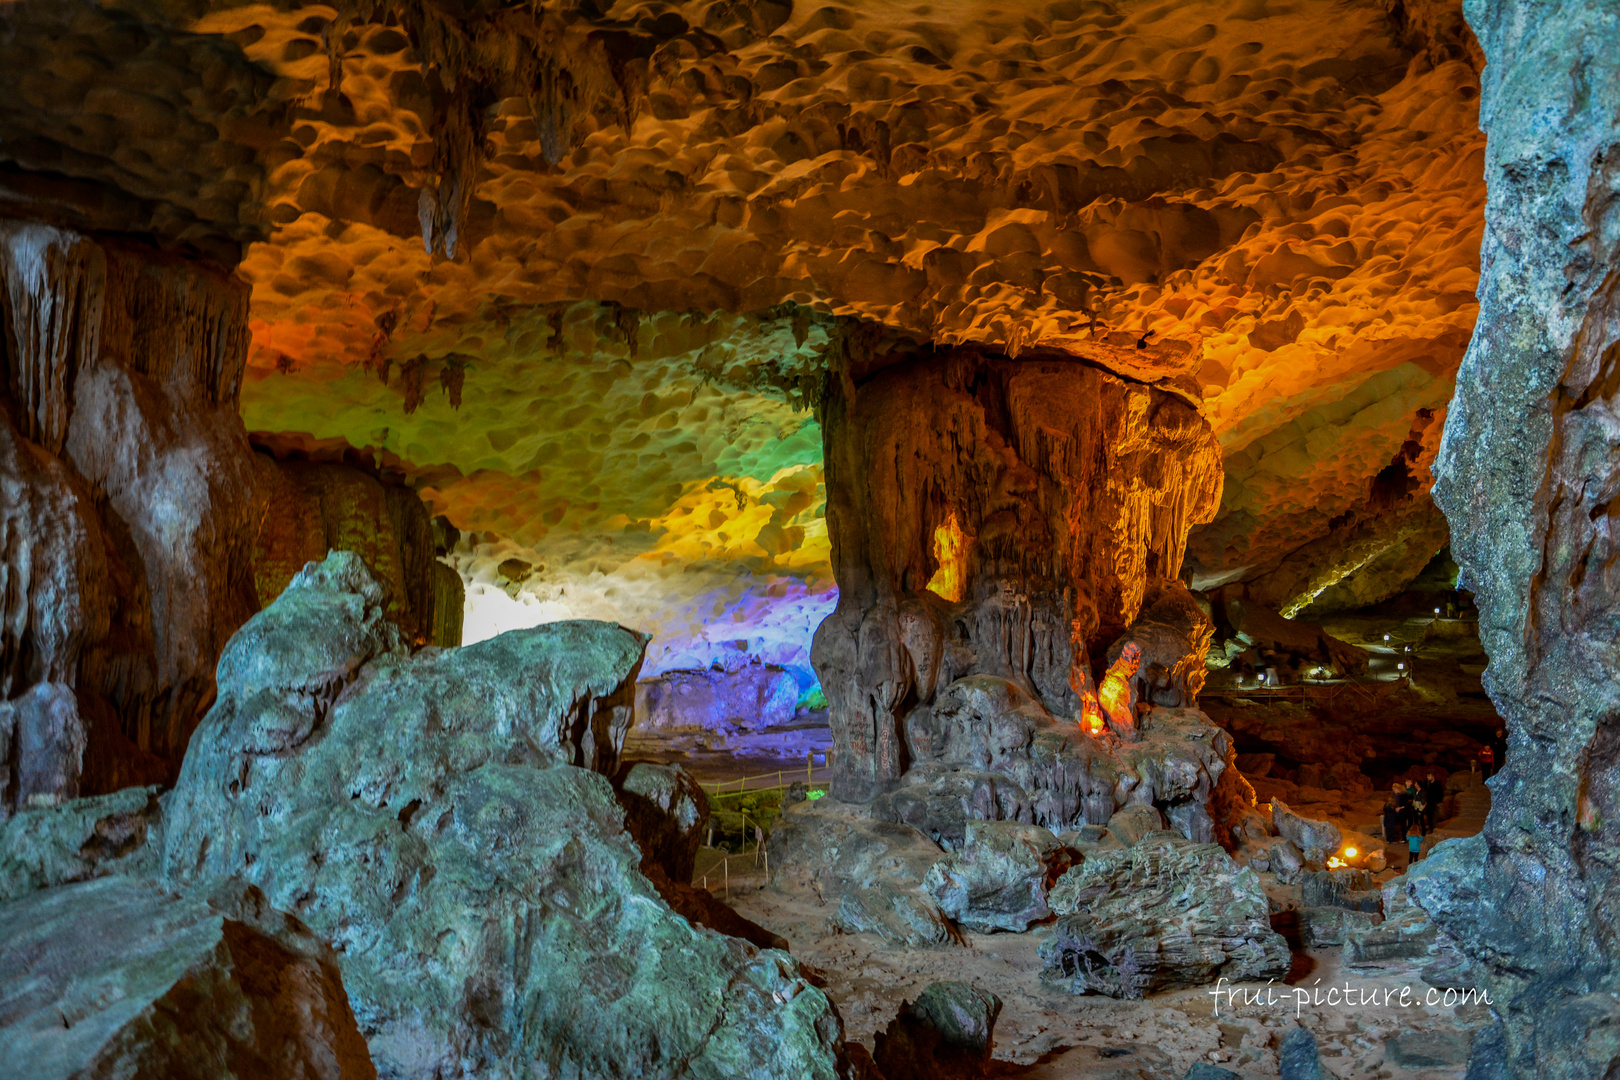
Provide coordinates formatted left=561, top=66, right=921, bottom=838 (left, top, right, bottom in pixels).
left=161, top=552, right=850, bottom=1080
left=923, top=820, right=1068, bottom=934
left=0, top=785, right=163, bottom=903
left=1427, top=0, right=1620, bottom=1074
left=768, top=795, right=953, bottom=947
left=0, top=875, right=375, bottom=1080
left=1040, top=832, right=1290, bottom=997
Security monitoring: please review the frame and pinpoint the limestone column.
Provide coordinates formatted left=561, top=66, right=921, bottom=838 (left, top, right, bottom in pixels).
left=812, top=346, right=1222, bottom=801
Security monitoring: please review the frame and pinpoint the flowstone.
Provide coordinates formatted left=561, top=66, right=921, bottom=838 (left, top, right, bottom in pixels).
left=161, top=552, right=852, bottom=1080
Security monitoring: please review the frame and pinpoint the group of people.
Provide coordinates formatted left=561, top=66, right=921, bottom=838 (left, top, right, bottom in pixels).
left=1382, top=773, right=1445, bottom=864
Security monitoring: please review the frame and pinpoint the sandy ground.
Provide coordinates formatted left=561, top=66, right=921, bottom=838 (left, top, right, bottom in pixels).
left=716, top=864, right=1490, bottom=1079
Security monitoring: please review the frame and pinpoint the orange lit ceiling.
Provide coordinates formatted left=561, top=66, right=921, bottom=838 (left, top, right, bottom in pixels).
left=0, top=0, right=1484, bottom=613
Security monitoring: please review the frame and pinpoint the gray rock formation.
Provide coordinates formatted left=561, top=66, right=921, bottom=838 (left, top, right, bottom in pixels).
left=902, top=672, right=1240, bottom=838
left=0, top=875, right=375, bottom=1080
left=1269, top=800, right=1342, bottom=867
left=870, top=763, right=1034, bottom=851
left=0, top=785, right=163, bottom=903
left=161, top=552, right=851, bottom=1080
left=1427, top=2, right=1620, bottom=1074
left=871, top=981, right=1002, bottom=1080
left=635, top=664, right=800, bottom=732
left=768, top=795, right=953, bottom=946
left=1107, top=804, right=1166, bottom=846
left=1278, top=1027, right=1329, bottom=1080
left=1041, top=832, right=1290, bottom=996
left=923, top=820, right=1067, bottom=933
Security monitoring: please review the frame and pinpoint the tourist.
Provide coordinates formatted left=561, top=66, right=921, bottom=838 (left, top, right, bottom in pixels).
left=1392, top=781, right=1414, bottom=833
left=1479, top=742, right=1496, bottom=778
left=1492, top=728, right=1508, bottom=774
left=1411, top=785, right=1429, bottom=836
left=1423, top=772, right=1444, bottom=832
left=1407, top=826, right=1424, bottom=865
left=1382, top=799, right=1404, bottom=846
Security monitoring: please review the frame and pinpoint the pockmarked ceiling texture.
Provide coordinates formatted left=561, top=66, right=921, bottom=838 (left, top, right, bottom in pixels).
left=0, top=0, right=1484, bottom=671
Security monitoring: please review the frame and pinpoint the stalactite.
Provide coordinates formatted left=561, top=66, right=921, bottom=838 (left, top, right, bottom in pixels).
left=0, top=223, right=105, bottom=456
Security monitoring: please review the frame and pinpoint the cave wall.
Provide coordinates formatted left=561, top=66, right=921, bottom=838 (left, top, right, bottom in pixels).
left=0, top=220, right=447, bottom=813
left=813, top=347, right=1221, bottom=801
left=252, top=453, right=449, bottom=648
left=1428, top=0, right=1620, bottom=1075
left=1, top=219, right=260, bottom=792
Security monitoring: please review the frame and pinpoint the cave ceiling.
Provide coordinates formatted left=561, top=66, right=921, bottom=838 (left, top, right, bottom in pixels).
left=0, top=0, right=1484, bottom=669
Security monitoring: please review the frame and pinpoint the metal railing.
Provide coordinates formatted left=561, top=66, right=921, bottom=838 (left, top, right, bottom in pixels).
left=1199, top=673, right=1410, bottom=708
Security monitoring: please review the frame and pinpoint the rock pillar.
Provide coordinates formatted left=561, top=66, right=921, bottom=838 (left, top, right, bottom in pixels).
left=812, top=347, right=1221, bottom=801
left=1430, top=1, right=1620, bottom=1074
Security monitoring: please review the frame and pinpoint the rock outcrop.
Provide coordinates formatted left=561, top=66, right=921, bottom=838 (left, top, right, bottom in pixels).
left=0, top=785, right=164, bottom=904
left=901, top=679, right=1245, bottom=842
left=0, top=875, right=375, bottom=1080
left=251, top=453, right=449, bottom=647
left=0, top=222, right=450, bottom=800
left=768, top=795, right=953, bottom=947
left=872, top=982, right=1003, bottom=1080
left=635, top=664, right=800, bottom=733
left=813, top=347, right=1221, bottom=801
left=1040, top=831, right=1290, bottom=997
left=1427, top=1, right=1620, bottom=1075
left=923, top=820, right=1068, bottom=934
left=1, top=220, right=260, bottom=791
left=159, top=552, right=849, bottom=1079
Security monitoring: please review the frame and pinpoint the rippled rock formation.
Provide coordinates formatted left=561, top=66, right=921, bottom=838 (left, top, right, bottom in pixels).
left=160, top=552, right=850, bottom=1079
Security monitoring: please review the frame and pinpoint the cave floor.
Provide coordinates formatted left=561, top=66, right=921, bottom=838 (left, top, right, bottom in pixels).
left=723, top=870, right=1489, bottom=1079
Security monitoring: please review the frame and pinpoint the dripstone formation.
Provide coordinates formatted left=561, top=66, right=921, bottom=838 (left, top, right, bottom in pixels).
left=813, top=346, right=1221, bottom=802
left=0, top=224, right=457, bottom=809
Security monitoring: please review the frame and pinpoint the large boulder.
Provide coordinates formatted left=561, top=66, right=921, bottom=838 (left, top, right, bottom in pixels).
left=1040, top=832, right=1290, bottom=996
left=871, top=981, right=1003, bottom=1080
left=767, top=795, right=952, bottom=946
left=0, top=875, right=375, bottom=1080
left=1269, top=799, right=1342, bottom=866
left=923, top=820, right=1067, bottom=933
left=161, top=553, right=852, bottom=1080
